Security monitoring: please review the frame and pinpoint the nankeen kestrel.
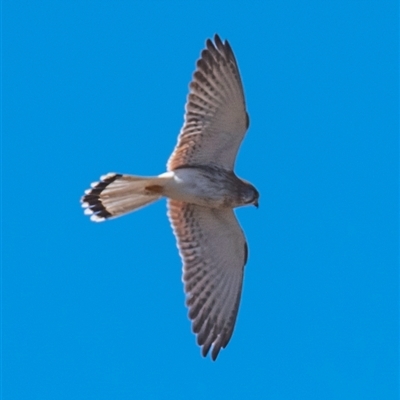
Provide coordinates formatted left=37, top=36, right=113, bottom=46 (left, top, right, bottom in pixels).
left=81, top=35, right=259, bottom=360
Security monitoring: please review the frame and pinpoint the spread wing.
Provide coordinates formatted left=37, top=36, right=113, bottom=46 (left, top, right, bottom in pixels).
left=167, top=200, right=248, bottom=360
left=167, top=34, right=249, bottom=172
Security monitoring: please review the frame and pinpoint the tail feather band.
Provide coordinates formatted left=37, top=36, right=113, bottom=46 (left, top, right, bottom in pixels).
left=81, top=173, right=164, bottom=222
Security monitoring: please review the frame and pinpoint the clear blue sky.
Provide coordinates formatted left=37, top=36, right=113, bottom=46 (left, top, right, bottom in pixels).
left=4, top=2, right=398, bottom=399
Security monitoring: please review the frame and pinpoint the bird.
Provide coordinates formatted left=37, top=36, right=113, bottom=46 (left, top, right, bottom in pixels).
left=81, top=34, right=259, bottom=360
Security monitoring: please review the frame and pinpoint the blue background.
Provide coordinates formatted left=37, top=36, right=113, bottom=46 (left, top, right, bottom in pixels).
left=4, top=1, right=398, bottom=399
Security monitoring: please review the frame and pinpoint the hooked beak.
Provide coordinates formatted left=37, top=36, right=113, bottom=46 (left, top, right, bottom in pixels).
left=253, top=199, right=259, bottom=208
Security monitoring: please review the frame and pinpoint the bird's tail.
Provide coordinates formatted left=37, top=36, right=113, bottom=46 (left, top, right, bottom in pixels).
left=81, top=172, right=170, bottom=222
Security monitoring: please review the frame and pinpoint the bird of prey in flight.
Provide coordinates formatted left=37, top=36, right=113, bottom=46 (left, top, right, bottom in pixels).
left=81, top=34, right=259, bottom=360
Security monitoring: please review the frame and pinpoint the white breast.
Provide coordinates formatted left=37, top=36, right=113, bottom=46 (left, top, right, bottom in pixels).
left=159, top=169, right=227, bottom=207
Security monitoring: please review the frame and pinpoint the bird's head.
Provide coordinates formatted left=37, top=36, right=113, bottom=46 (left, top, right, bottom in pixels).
left=240, top=180, right=259, bottom=208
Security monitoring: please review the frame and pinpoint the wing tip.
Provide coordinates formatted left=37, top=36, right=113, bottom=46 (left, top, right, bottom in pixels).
left=199, top=334, right=228, bottom=361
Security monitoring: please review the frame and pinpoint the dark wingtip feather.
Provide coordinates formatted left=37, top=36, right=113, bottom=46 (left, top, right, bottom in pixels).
left=213, top=33, right=221, bottom=42
left=211, top=345, right=221, bottom=361
left=202, top=342, right=212, bottom=358
left=206, top=38, right=214, bottom=50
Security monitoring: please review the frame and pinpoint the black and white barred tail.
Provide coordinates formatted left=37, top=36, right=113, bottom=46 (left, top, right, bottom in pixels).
left=81, top=173, right=167, bottom=222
